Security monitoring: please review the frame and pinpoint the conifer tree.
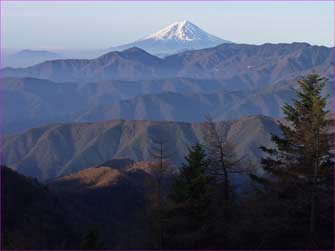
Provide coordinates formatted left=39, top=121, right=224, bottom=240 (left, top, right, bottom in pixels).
left=167, top=144, right=211, bottom=248
left=171, top=143, right=211, bottom=221
left=260, top=73, right=334, bottom=247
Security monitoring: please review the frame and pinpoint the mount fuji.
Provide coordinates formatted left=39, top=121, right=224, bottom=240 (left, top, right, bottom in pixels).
left=108, top=20, right=232, bottom=56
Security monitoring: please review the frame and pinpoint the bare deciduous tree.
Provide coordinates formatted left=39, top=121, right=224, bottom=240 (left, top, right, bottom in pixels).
left=201, top=115, right=240, bottom=203
left=148, top=137, right=174, bottom=249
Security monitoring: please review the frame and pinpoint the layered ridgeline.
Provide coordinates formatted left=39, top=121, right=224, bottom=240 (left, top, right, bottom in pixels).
left=3, top=43, right=332, bottom=133
left=2, top=43, right=332, bottom=83
left=2, top=115, right=281, bottom=180
left=3, top=75, right=333, bottom=133
left=2, top=77, right=227, bottom=133
left=76, top=78, right=333, bottom=123
left=2, top=42, right=333, bottom=179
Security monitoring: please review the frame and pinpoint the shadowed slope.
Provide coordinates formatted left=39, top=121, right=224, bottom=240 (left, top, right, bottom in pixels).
left=49, top=161, right=163, bottom=249
left=1, top=166, right=77, bottom=249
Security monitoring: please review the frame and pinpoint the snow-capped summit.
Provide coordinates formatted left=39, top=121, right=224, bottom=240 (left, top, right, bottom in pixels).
left=143, top=20, right=226, bottom=43
left=108, top=20, right=232, bottom=56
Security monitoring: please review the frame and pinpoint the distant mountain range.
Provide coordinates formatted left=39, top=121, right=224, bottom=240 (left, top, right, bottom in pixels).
left=1, top=77, right=229, bottom=133
left=2, top=21, right=230, bottom=68
left=76, top=76, right=333, bottom=123
left=4, top=49, right=65, bottom=68
left=2, top=41, right=333, bottom=180
left=108, top=20, right=231, bottom=55
left=3, top=18, right=334, bottom=251
left=2, top=43, right=332, bottom=83
left=3, top=115, right=281, bottom=180
left=3, top=73, right=333, bottom=133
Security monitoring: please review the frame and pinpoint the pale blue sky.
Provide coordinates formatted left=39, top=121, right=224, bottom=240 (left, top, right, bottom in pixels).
left=2, top=1, right=334, bottom=50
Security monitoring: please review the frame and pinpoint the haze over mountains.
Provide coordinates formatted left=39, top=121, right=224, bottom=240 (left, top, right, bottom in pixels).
left=2, top=17, right=334, bottom=250
left=3, top=42, right=332, bottom=83
left=2, top=21, right=334, bottom=181
left=109, top=20, right=232, bottom=55
left=2, top=20, right=229, bottom=67
left=2, top=42, right=333, bottom=134
left=4, top=49, right=66, bottom=68
left=76, top=79, right=333, bottom=123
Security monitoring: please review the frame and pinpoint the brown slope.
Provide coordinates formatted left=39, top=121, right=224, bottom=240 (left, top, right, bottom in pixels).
left=3, top=116, right=281, bottom=180
left=49, top=161, right=162, bottom=249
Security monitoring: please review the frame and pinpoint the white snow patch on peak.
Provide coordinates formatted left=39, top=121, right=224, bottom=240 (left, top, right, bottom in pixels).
left=142, top=20, right=224, bottom=43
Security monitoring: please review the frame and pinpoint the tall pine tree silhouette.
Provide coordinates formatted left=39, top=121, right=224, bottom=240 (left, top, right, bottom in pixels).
left=172, top=144, right=210, bottom=220
left=167, top=144, right=211, bottom=248
left=261, top=73, right=334, bottom=248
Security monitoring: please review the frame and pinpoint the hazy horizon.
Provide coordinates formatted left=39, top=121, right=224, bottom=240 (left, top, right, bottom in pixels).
left=2, top=1, right=334, bottom=51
